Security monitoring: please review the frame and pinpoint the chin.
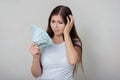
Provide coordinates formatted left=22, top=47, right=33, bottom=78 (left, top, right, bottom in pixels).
left=54, top=33, right=63, bottom=36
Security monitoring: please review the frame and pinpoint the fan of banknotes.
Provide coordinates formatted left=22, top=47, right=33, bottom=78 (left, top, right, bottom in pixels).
left=31, top=24, right=53, bottom=48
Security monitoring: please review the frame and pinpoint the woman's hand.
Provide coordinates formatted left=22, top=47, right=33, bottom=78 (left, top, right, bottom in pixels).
left=30, top=43, right=42, bottom=78
left=30, top=43, right=41, bottom=60
left=64, top=15, right=74, bottom=35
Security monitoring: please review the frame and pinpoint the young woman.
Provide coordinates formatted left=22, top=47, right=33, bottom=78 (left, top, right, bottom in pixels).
left=30, top=5, right=82, bottom=80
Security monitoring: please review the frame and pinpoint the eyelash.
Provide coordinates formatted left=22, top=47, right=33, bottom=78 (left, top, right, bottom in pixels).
left=51, top=21, right=63, bottom=24
left=51, top=21, right=55, bottom=23
left=59, top=22, right=63, bottom=24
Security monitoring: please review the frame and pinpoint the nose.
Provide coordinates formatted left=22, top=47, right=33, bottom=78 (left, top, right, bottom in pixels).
left=54, top=22, right=58, bottom=28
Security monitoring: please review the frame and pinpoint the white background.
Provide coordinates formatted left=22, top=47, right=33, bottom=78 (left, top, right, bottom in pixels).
left=0, top=0, right=120, bottom=80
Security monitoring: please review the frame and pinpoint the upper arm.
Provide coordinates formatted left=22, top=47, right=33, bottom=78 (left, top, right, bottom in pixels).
left=74, top=46, right=82, bottom=63
left=73, top=38, right=82, bottom=63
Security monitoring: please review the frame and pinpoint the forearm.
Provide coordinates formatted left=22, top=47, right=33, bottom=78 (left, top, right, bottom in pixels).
left=64, top=33, right=80, bottom=66
left=31, top=58, right=41, bottom=78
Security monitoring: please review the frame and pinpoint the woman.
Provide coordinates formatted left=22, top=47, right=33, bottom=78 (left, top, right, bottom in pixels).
left=30, top=5, right=82, bottom=80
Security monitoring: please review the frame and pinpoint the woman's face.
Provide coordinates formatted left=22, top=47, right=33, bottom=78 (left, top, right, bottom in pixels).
left=50, top=15, right=65, bottom=36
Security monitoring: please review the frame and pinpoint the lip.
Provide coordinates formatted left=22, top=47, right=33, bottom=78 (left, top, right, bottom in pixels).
left=54, top=30, right=59, bottom=32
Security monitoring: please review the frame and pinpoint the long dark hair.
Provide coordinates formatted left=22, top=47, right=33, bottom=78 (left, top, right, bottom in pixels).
left=47, top=5, right=83, bottom=74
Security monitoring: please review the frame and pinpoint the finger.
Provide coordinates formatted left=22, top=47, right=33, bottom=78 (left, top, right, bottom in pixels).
left=36, top=46, right=40, bottom=50
left=32, top=46, right=39, bottom=51
left=30, top=45, right=39, bottom=52
left=31, top=42, right=37, bottom=47
left=32, top=50, right=40, bottom=55
left=30, top=43, right=36, bottom=51
left=32, top=48, right=40, bottom=54
left=66, top=16, right=70, bottom=25
left=69, top=15, right=74, bottom=24
left=69, top=15, right=73, bottom=19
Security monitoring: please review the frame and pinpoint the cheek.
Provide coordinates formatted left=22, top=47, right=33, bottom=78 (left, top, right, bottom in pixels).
left=60, top=26, right=65, bottom=32
left=50, top=22, right=53, bottom=27
left=50, top=23, right=55, bottom=29
left=58, top=24, right=65, bottom=29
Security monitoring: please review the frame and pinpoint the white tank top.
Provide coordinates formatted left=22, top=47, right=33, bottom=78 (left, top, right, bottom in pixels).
left=40, top=42, right=74, bottom=80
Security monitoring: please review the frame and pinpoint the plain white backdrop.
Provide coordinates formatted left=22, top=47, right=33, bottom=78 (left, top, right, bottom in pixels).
left=0, top=0, right=120, bottom=80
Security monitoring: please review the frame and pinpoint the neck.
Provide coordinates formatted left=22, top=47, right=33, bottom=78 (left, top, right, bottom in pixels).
left=52, top=35, right=64, bottom=44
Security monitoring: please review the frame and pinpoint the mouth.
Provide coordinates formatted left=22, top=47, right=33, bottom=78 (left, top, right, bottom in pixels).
left=54, top=30, right=59, bottom=32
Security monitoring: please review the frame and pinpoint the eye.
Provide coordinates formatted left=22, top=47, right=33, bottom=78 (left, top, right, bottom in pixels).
left=59, top=22, right=63, bottom=24
left=51, top=20, right=55, bottom=23
left=58, top=21, right=63, bottom=24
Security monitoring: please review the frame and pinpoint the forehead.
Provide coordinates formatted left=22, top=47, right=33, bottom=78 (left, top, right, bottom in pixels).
left=51, top=15, right=63, bottom=21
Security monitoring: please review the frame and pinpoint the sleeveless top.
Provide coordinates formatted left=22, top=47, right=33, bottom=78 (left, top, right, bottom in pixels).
left=40, top=42, right=74, bottom=80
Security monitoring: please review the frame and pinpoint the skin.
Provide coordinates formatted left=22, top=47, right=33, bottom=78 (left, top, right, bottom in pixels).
left=30, top=43, right=41, bottom=78
left=63, top=15, right=81, bottom=66
left=30, top=15, right=81, bottom=78
left=50, top=15, right=65, bottom=44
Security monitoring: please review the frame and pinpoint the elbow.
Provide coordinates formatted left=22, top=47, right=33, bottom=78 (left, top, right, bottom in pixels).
left=32, top=73, right=40, bottom=78
left=69, top=58, right=80, bottom=66
left=69, top=62, right=76, bottom=66
left=31, top=70, right=41, bottom=78
left=34, top=75, right=40, bottom=78
left=69, top=59, right=77, bottom=66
